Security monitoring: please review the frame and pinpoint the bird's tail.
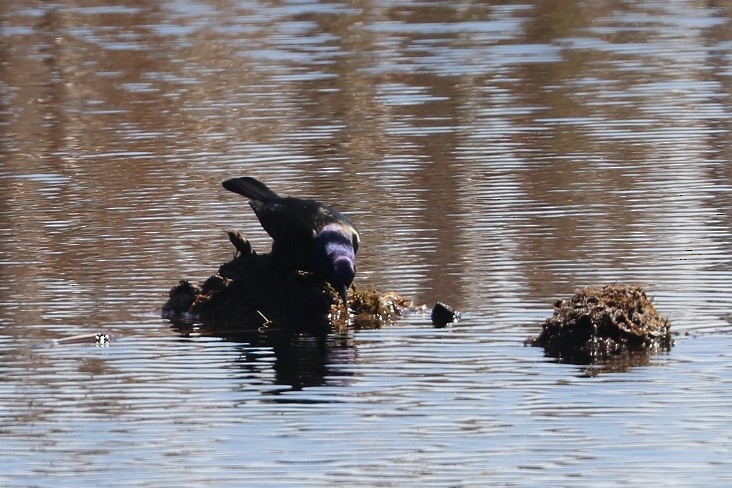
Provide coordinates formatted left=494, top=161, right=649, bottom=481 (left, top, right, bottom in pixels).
left=222, top=177, right=280, bottom=202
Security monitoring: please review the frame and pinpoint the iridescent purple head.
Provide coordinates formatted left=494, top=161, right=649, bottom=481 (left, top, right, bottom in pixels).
left=313, top=224, right=358, bottom=306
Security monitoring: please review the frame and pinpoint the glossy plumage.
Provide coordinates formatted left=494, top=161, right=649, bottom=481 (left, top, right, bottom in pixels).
left=222, top=177, right=359, bottom=305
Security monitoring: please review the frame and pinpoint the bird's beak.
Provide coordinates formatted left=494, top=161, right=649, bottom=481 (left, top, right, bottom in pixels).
left=337, top=284, right=349, bottom=311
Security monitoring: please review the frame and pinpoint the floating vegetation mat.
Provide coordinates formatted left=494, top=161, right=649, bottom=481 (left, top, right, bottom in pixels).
left=527, top=284, right=673, bottom=366
left=162, top=232, right=411, bottom=334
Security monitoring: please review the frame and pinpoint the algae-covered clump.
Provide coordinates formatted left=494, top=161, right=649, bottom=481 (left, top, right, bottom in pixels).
left=163, top=232, right=410, bottom=333
left=528, top=284, right=673, bottom=365
left=345, top=285, right=411, bottom=331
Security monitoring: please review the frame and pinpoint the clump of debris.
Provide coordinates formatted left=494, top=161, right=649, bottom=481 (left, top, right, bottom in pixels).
left=162, top=232, right=411, bottom=334
left=527, top=284, right=673, bottom=364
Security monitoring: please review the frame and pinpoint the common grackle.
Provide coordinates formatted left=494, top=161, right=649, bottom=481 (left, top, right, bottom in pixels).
left=222, top=176, right=360, bottom=307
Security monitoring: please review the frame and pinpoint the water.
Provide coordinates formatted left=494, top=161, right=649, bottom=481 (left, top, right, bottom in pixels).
left=1, top=0, right=731, bottom=485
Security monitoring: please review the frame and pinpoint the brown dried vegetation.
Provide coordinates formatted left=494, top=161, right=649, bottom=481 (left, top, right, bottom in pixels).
left=528, top=284, right=673, bottom=364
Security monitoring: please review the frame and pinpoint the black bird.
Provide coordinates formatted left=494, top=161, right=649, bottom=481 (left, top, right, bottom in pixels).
left=222, top=176, right=360, bottom=306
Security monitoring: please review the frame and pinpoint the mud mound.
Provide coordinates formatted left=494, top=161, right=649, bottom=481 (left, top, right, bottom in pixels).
left=163, top=232, right=410, bottom=333
left=528, top=284, right=673, bottom=364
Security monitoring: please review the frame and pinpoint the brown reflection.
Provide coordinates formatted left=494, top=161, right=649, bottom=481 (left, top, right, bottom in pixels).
left=0, top=1, right=244, bottom=333
left=703, top=1, right=732, bottom=244
left=508, top=1, right=640, bottom=298
left=486, top=0, right=732, bottom=305
left=0, top=0, right=730, bottom=337
left=257, top=0, right=486, bottom=307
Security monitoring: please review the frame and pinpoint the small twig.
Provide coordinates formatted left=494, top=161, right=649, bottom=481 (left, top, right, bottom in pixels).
left=227, top=231, right=252, bottom=255
left=39, top=332, right=110, bottom=348
left=256, top=310, right=272, bottom=327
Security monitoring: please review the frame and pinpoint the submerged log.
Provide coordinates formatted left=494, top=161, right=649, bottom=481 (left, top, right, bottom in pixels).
left=527, top=284, right=673, bottom=364
left=162, top=232, right=411, bottom=333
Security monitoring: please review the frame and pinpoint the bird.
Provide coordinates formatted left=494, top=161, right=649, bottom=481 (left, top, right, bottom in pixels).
left=222, top=176, right=360, bottom=307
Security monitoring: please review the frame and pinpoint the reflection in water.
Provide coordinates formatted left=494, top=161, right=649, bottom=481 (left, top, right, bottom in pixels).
left=577, top=349, right=669, bottom=377
left=1, top=0, right=731, bottom=485
left=171, top=322, right=356, bottom=391
left=0, top=0, right=729, bottom=323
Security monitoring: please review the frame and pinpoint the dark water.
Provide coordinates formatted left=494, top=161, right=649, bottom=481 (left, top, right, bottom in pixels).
left=1, top=0, right=731, bottom=485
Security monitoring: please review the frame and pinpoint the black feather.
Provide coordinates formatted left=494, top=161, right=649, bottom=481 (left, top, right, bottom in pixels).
left=222, top=177, right=280, bottom=202
left=222, top=176, right=360, bottom=304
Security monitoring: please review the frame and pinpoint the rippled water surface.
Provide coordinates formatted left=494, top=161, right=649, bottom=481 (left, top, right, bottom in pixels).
left=1, top=0, right=731, bottom=485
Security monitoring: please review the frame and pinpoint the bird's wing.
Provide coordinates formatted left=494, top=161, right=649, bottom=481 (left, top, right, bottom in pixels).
left=249, top=198, right=320, bottom=244
left=250, top=196, right=360, bottom=254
